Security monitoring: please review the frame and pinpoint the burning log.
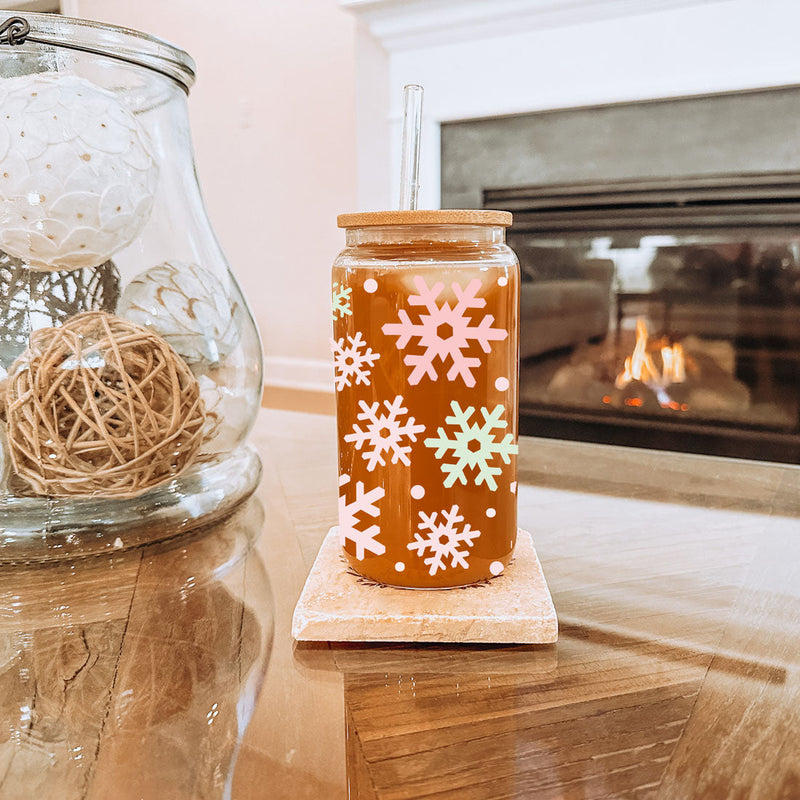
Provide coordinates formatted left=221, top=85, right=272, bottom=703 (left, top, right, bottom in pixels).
left=547, top=317, right=751, bottom=416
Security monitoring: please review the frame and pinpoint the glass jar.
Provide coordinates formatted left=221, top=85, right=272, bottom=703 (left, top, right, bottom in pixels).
left=0, top=14, right=263, bottom=559
left=332, top=210, right=520, bottom=588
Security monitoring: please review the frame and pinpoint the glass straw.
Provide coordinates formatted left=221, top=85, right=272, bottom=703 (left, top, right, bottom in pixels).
left=399, top=84, right=423, bottom=210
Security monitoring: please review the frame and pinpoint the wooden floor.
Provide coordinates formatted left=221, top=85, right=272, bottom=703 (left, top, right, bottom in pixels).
left=1, top=409, right=799, bottom=799
left=261, top=384, right=335, bottom=415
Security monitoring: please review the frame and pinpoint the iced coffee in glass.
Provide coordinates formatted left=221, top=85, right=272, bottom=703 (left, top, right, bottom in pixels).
left=332, top=210, right=519, bottom=588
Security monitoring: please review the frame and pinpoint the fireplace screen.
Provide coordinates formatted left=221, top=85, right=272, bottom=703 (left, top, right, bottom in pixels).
left=488, top=175, right=800, bottom=463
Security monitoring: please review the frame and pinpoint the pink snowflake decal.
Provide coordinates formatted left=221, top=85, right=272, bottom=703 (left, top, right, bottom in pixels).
left=381, top=276, right=508, bottom=387
left=339, top=478, right=385, bottom=560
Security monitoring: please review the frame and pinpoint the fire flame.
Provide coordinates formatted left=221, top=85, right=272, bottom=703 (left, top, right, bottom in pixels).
left=615, top=318, right=687, bottom=409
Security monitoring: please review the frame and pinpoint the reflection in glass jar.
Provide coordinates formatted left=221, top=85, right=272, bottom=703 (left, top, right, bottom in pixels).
left=0, top=497, right=273, bottom=800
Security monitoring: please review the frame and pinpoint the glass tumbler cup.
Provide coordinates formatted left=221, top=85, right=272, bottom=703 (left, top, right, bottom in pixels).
left=332, top=210, right=520, bottom=588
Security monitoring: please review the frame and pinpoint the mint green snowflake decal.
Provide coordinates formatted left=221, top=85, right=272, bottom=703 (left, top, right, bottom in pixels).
left=424, top=401, right=518, bottom=491
left=332, top=281, right=352, bottom=321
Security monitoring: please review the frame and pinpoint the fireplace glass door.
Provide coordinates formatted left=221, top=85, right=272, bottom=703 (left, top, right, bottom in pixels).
left=490, top=176, right=800, bottom=462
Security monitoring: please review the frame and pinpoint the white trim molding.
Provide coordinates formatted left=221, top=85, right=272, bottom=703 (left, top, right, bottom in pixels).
left=263, top=355, right=334, bottom=395
left=341, top=0, right=729, bottom=51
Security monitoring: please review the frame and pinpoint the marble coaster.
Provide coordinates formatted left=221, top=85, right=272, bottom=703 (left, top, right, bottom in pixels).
left=292, top=528, right=558, bottom=644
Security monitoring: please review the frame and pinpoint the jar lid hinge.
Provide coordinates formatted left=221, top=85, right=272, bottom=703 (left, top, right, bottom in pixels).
left=0, top=16, right=30, bottom=46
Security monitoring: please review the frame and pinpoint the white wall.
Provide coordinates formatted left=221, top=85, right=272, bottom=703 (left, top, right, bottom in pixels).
left=65, top=0, right=360, bottom=391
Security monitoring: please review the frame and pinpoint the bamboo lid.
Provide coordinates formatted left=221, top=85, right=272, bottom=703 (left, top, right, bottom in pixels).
left=337, top=209, right=512, bottom=228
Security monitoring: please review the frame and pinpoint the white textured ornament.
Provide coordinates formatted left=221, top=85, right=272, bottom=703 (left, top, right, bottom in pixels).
left=0, top=72, right=158, bottom=271
left=197, top=374, right=254, bottom=452
left=119, top=261, right=243, bottom=366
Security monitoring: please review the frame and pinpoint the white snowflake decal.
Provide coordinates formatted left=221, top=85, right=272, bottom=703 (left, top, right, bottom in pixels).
left=345, top=395, right=425, bottom=471
left=332, top=281, right=352, bottom=321
left=407, top=505, right=481, bottom=575
left=339, top=479, right=385, bottom=560
left=330, top=331, right=380, bottom=391
left=425, top=401, right=518, bottom=491
left=381, top=276, right=507, bottom=387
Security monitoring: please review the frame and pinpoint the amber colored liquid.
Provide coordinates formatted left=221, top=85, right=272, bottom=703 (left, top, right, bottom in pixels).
left=333, top=247, right=519, bottom=588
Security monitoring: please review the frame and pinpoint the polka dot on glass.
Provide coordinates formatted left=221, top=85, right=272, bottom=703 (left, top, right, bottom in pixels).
left=486, top=507, right=496, bottom=518
left=495, top=376, right=509, bottom=391
left=363, top=278, right=378, bottom=293
left=490, top=561, right=504, bottom=576
left=410, top=484, right=425, bottom=500
left=394, top=561, right=406, bottom=572
left=498, top=276, right=508, bottom=287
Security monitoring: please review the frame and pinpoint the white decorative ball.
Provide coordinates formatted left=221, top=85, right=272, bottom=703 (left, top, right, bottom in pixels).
left=119, top=261, right=243, bottom=367
left=0, top=72, right=158, bottom=271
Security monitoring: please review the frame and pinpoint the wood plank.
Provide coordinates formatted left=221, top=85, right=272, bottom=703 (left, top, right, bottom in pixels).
left=230, top=429, right=346, bottom=800
left=655, top=506, right=800, bottom=799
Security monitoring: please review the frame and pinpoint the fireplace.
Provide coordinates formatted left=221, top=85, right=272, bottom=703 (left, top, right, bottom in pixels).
left=484, top=174, right=800, bottom=462
left=441, top=88, right=800, bottom=463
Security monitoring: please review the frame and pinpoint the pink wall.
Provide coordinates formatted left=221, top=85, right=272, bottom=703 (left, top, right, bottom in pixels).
left=66, top=0, right=359, bottom=386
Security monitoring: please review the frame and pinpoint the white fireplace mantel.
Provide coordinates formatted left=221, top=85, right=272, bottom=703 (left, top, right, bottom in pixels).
left=342, top=0, right=800, bottom=210
left=341, top=0, right=726, bottom=51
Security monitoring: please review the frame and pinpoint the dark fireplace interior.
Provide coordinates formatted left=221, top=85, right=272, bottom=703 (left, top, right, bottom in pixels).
left=441, top=87, right=800, bottom=463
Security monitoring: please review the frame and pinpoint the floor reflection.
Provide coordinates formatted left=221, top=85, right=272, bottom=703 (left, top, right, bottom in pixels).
left=0, top=497, right=274, bottom=800
left=328, top=577, right=800, bottom=799
left=331, top=643, right=689, bottom=799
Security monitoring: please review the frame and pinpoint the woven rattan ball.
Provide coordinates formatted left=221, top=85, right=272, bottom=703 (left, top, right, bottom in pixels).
left=5, top=311, right=206, bottom=498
